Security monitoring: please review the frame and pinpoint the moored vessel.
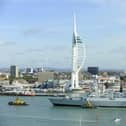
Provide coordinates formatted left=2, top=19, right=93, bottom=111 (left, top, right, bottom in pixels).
left=87, top=91, right=126, bottom=108
left=8, top=98, right=28, bottom=106
left=49, top=96, right=86, bottom=107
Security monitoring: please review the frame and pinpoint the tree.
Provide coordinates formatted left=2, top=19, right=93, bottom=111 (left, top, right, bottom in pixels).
left=23, top=74, right=37, bottom=83
left=9, top=76, right=15, bottom=84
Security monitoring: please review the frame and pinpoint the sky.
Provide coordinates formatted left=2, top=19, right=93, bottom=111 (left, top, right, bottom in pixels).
left=0, top=0, right=126, bottom=70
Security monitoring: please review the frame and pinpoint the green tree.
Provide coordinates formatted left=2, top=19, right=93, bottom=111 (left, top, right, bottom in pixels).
left=23, top=75, right=37, bottom=83
left=9, top=76, right=15, bottom=84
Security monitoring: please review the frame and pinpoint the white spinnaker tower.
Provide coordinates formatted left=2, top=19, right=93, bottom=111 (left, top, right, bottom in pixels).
left=71, top=15, right=86, bottom=90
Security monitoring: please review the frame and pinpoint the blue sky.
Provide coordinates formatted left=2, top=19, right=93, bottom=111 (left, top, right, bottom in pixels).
left=0, top=0, right=126, bottom=70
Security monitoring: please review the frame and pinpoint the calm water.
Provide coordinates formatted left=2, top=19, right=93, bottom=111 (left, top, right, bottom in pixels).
left=0, top=96, right=126, bottom=126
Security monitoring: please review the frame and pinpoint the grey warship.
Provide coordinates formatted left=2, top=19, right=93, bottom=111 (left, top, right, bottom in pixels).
left=86, top=75, right=126, bottom=108
left=87, top=91, right=126, bottom=108
left=49, top=78, right=126, bottom=108
left=49, top=96, right=86, bottom=107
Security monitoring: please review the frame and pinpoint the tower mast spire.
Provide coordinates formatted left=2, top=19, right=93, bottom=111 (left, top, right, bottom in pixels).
left=71, top=14, right=86, bottom=91
left=73, top=13, right=77, bottom=37
left=71, top=13, right=79, bottom=89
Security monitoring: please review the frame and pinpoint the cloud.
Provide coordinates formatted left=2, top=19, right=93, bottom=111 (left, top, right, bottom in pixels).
left=26, top=48, right=44, bottom=53
left=0, top=41, right=16, bottom=47
left=87, top=0, right=126, bottom=5
left=69, top=0, right=126, bottom=7
left=25, top=45, right=71, bottom=54
left=110, top=46, right=126, bottom=55
left=63, top=0, right=107, bottom=5
left=118, top=17, right=126, bottom=25
left=15, top=48, right=44, bottom=57
left=87, top=0, right=106, bottom=4
left=15, top=52, right=25, bottom=56
left=23, top=27, right=62, bottom=37
left=7, top=0, right=39, bottom=4
left=23, top=28, right=42, bottom=36
left=63, top=0, right=104, bottom=4
left=13, top=45, right=72, bottom=68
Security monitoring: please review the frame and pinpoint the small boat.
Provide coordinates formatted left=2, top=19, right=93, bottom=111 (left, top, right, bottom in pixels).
left=8, top=98, right=28, bottom=106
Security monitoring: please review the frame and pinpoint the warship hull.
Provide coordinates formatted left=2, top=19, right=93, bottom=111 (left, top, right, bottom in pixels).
left=87, top=97, right=126, bottom=107
left=49, top=97, right=86, bottom=107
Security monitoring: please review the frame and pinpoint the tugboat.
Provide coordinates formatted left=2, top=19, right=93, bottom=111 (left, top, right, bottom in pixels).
left=8, top=97, right=28, bottom=106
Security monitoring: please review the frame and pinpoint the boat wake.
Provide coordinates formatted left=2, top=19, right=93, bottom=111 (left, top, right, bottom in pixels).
left=0, top=114, right=96, bottom=123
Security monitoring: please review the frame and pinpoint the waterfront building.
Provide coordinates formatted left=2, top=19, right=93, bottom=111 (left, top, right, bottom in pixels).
left=87, top=67, right=99, bottom=75
left=25, top=67, right=33, bottom=74
left=36, top=67, right=44, bottom=72
left=37, top=71, right=55, bottom=83
left=10, top=65, right=19, bottom=78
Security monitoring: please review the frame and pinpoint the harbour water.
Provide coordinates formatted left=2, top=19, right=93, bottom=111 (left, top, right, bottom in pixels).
left=0, top=96, right=125, bottom=126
